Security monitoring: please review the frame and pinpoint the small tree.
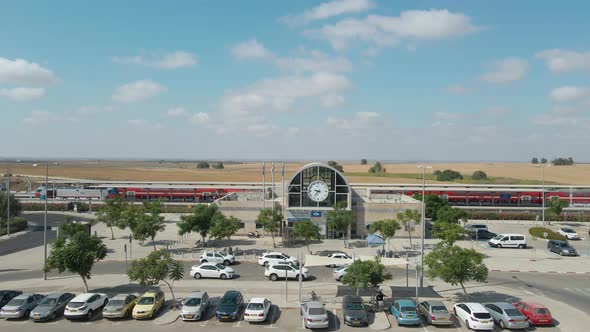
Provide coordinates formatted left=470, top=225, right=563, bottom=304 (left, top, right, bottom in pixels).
left=131, top=213, right=166, bottom=251
left=178, top=204, right=221, bottom=246
left=413, top=194, right=448, bottom=220
left=360, top=159, right=368, bottom=165
left=397, top=209, right=421, bottom=246
left=0, top=191, right=22, bottom=223
left=436, top=206, right=468, bottom=224
left=256, top=208, right=282, bottom=247
left=210, top=215, right=241, bottom=240
left=328, top=161, right=344, bottom=172
left=96, top=196, right=128, bottom=240
left=370, top=219, right=401, bottom=250
left=432, top=222, right=468, bottom=246
left=293, top=220, right=321, bottom=252
left=127, top=250, right=184, bottom=308
left=326, top=202, right=353, bottom=245
left=341, top=258, right=392, bottom=295
left=546, top=197, right=568, bottom=222
left=44, top=223, right=108, bottom=292
left=212, top=161, right=225, bottom=169
left=424, top=244, right=488, bottom=295
left=471, top=170, right=488, bottom=181
left=196, top=161, right=210, bottom=169
left=369, top=161, right=386, bottom=174
left=436, top=169, right=463, bottom=181
left=531, top=157, right=539, bottom=164
left=540, top=158, right=547, bottom=164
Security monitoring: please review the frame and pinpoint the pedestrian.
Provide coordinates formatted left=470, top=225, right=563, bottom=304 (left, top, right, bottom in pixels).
left=375, top=288, right=385, bottom=312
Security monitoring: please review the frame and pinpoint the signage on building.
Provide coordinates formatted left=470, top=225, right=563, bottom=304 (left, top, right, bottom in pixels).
left=311, top=211, right=322, bottom=217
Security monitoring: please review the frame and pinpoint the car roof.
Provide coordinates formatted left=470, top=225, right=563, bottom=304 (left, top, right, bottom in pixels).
left=496, top=233, right=525, bottom=236
left=560, top=228, right=575, bottom=231
left=517, top=301, right=546, bottom=308
left=0, top=290, right=20, bottom=296
left=551, top=240, right=569, bottom=244
left=110, top=294, right=133, bottom=300
left=424, top=300, right=445, bottom=307
left=140, top=291, right=158, bottom=297
left=71, top=293, right=101, bottom=301
left=13, top=293, right=36, bottom=299
left=462, top=302, right=488, bottom=312
left=343, top=295, right=363, bottom=302
left=485, top=302, right=516, bottom=310
left=395, top=299, right=416, bottom=306
left=305, top=301, right=324, bottom=308
left=44, top=292, right=70, bottom=299
left=222, top=291, right=241, bottom=299
left=188, top=291, right=206, bottom=298
left=248, top=297, right=267, bottom=303
left=264, top=252, right=287, bottom=256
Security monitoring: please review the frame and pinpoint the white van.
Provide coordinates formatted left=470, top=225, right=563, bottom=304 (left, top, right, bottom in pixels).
left=488, top=234, right=527, bottom=249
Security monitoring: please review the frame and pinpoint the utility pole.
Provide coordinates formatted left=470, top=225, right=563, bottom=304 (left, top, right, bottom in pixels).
left=271, top=161, right=275, bottom=213
left=539, top=165, right=551, bottom=226
left=6, top=161, right=10, bottom=236
left=43, top=162, right=48, bottom=280
left=262, top=161, right=266, bottom=210
left=418, top=165, right=431, bottom=288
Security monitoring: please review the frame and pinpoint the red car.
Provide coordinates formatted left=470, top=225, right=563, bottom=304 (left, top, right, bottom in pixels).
left=512, top=301, right=553, bottom=326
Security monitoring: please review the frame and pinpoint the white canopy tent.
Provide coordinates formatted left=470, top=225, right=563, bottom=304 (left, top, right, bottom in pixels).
left=303, top=254, right=408, bottom=267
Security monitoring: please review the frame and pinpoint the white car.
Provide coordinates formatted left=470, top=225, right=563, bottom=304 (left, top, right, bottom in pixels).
left=190, top=263, right=235, bottom=280
left=453, top=302, right=494, bottom=331
left=265, top=263, right=310, bottom=281
left=180, top=291, right=209, bottom=321
left=558, top=228, right=580, bottom=240
left=64, top=293, right=108, bottom=321
left=326, top=253, right=351, bottom=267
left=244, top=297, right=272, bottom=323
left=333, top=265, right=349, bottom=281
left=200, top=251, right=235, bottom=265
left=258, top=252, right=298, bottom=267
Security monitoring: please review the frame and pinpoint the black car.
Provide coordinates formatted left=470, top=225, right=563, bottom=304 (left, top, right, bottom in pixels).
left=547, top=240, right=577, bottom=256
left=342, top=295, right=368, bottom=327
left=470, top=229, right=497, bottom=240
left=216, top=291, right=243, bottom=321
left=0, top=290, right=22, bottom=310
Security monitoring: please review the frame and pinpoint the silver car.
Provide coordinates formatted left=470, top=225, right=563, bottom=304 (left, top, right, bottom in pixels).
left=0, top=293, right=44, bottom=319
left=483, top=302, right=529, bottom=330
left=418, top=300, right=453, bottom=326
left=180, top=291, right=209, bottom=321
left=301, top=301, right=329, bottom=329
left=30, top=292, right=75, bottom=322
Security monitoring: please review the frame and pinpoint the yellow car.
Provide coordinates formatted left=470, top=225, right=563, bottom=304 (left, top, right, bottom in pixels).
left=103, top=294, right=138, bottom=319
left=132, top=291, right=165, bottom=320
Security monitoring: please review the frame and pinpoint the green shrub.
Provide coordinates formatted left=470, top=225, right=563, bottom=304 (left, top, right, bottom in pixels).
left=529, top=227, right=567, bottom=240
left=0, top=217, right=28, bottom=237
left=436, top=169, right=463, bottom=181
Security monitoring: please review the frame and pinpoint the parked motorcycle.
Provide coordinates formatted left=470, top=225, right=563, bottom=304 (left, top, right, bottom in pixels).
left=248, top=231, right=261, bottom=238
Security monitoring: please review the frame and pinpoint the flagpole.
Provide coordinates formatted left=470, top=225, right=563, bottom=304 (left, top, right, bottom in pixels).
left=262, top=161, right=266, bottom=210
left=281, top=162, right=285, bottom=239
left=271, top=162, right=275, bottom=213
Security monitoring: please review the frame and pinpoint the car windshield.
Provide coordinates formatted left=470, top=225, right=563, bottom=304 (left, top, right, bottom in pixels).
left=68, top=302, right=85, bottom=308
left=137, top=297, right=154, bottom=305
left=184, top=298, right=201, bottom=306
left=247, top=302, right=264, bottom=310
left=474, top=312, right=491, bottom=319
left=309, top=308, right=326, bottom=315
left=534, top=308, right=550, bottom=315
left=558, top=243, right=570, bottom=248
left=400, top=307, right=416, bottom=314
left=431, top=306, right=448, bottom=314
left=7, top=299, right=25, bottom=306
left=562, top=229, right=575, bottom=233
left=220, top=297, right=237, bottom=305
left=215, top=263, right=225, bottom=269
left=504, top=309, right=523, bottom=316
left=345, top=302, right=364, bottom=310
left=38, top=298, right=57, bottom=306
left=107, top=300, right=124, bottom=307
left=336, top=266, right=348, bottom=271
left=493, top=235, right=504, bottom=240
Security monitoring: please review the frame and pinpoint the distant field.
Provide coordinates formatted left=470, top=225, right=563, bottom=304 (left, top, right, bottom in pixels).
left=6, top=161, right=590, bottom=186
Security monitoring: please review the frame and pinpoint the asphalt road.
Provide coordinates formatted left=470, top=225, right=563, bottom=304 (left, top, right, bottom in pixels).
left=0, top=213, right=93, bottom=256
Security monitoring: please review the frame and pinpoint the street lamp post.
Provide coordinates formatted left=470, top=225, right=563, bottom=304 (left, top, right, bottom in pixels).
left=417, top=165, right=431, bottom=289
left=538, top=165, right=551, bottom=225
left=34, top=162, right=49, bottom=280
left=6, top=161, right=10, bottom=236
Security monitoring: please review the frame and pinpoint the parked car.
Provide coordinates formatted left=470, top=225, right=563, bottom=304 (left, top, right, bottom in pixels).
left=257, top=252, right=298, bottom=267
left=30, top=292, right=75, bottom=322
left=418, top=300, right=453, bottom=326
left=103, top=294, right=138, bottom=319
left=512, top=301, right=554, bottom=326
left=190, top=263, right=235, bottom=280
left=469, top=229, right=497, bottom=240
left=390, top=298, right=420, bottom=326
left=333, top=265, right=349, bottom=282
left=0, top=290, right=22, bottom=310
left=488, top=234, right=527, bottom=249
left=132, top=291, right=165, bottom=320
left=483, top=302, right=529, bottom=330
left=547, top=240, right=578, bottom=256
left=465, top=224, right=488, bottom=232
left=244, top=297, right=272, bottom=323
left=0, top=293, right=44, bottom=319
left=342, top=295, right=368, bottom=327
left=301, top=301, right=329, bottom=329
left=558, top=228, right=580, bottom=240
left=200, top=250, right=235, bottom=265
left=326, top=253, right=351, bottom=267
left=64, top=293, right=108, bottom=321
left=265, top=263, right=310, bottom=281
left=216, top=290, right=243, bottom=322
left=453, top=302, right=494, bottom=330
left=180, top=291, right=209, bottom=321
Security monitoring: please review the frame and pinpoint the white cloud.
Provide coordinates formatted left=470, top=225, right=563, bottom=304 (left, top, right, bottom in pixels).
left=445, top=84, right=472, bottom=95
left=187, top=112, right=210, bottom=124
left=231, top=39, right=274, bottom=60
left=311, top=9, right=481, bottom=50
left=320, top=94, right=345, bottom=108
left=246, top=123, right=275, bottom=137
left=275, top=50, right=352, bottom=73
left=282, top=0, right=374, bottom=25
left=112, top=79, right=166, bottom=103
left=327, top=111, right=380, bottom=130
left=166, top=107, right=189, bottom=117
left=480, top=57, right=528, bottom=84
left=0, top=57, right=56, bottom=86
left=69, top=105, right=116, bottom=116
left=481, top=106, right=509, bottom=116
left=0, top=87, right=45, bottom=101
left=432, top=111, right=464, bottom=126
left=113, top=51, right=197, bottom=69
left=128, top=119, right=162, bottom=129
left=536, top=49, right=590, bottom=74
left=550, top=86, right=590, bottom=103
left=22, top=110, right=54, bottom=126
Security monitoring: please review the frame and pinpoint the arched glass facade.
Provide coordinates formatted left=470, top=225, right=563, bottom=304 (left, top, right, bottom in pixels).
left=287, top=163, right=350, bottom=208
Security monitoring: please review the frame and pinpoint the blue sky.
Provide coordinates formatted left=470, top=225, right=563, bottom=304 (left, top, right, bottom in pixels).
left=1, top=0, right=589, bottom=161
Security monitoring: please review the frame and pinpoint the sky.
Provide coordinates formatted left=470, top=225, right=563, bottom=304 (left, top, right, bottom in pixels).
left=1, top=0, right=590, bottom=161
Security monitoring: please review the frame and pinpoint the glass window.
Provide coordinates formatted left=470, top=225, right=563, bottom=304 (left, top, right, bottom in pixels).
left=184, top=298, right=201, bottom=306
left=534, top=308, right=550, bottom=315
left=138, top=297, right=155, bottom=305
left=309, top=308, right=326, bottom=315
left=431, top=306, right=447, bottom=314
left=247, top=302, right=264, bottom=310
left=474, top=312, right=491, bottom=319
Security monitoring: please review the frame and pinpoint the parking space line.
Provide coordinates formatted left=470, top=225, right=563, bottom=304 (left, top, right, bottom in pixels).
left=199, top=318, right=209, bottom=327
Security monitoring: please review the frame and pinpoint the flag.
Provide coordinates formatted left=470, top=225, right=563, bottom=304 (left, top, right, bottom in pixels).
left=262, top=161, right=265, bottom=176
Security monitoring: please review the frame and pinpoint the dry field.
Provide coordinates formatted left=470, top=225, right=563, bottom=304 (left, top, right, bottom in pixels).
left=5, top=161, right=590, bottom=185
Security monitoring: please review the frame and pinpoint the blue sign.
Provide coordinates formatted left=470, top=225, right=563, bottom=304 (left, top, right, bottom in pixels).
left=311, top=211, right=322, bottom=217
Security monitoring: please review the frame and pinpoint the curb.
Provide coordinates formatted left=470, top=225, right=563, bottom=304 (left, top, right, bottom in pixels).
left=491, top=269, right=590, bottom=275
left=154, top=308, right=180, bottom=325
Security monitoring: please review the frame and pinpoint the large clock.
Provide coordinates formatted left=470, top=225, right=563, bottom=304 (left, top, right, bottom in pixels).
left=308, top=180, right=329, bottom=202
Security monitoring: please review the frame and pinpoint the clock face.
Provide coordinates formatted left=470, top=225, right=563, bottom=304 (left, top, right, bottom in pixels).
left=308, top=181, right=329, bottom=202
